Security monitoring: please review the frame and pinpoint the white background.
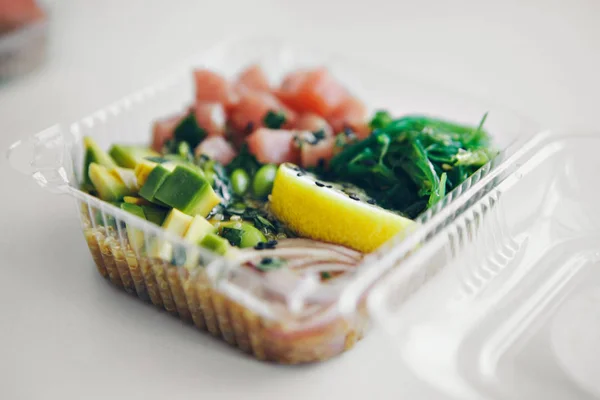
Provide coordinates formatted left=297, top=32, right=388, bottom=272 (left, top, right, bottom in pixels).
left=1, top=1, right=599, bottom=399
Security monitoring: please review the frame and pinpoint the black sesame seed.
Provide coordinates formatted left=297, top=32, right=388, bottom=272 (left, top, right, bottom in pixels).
left=261, top=257, right=273, bottom=264
left=349, top=194, right=360, bottom=201
left=325, top=185, right=332, bottom=189
left=292, top=166, right=300, bottom=172
left=367, top=199, right=377, bottom=205
left=265, top=240, right=278, bottom=249
left=297, top=172, right=305, bottom=177
left=254, top=242, right=266, bottom=250
left=315, top=181, right=325, bottom=187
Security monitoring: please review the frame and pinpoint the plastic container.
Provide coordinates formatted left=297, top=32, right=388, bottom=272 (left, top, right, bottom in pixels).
left=7, top=38, right=534, bottom=364
left=368, top=130, right=600, bottom=398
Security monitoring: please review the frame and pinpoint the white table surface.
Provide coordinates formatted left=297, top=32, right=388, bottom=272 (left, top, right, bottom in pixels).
left=1, top=1, right=599, bottom=399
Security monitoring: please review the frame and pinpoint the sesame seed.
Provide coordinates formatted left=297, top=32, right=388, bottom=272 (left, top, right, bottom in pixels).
left=349, top=194, right=360, bottom=201
left=261, top=257, right=273, bottom=264
left=315, top=181, right=325, bottom=187
left=297, top=172, right=304, bottom=177
left=254, top=242, right=266, bottom=250
left=367, top=199, right=376, bottom=205
left=266, top=240, right=278, bottom=249
left=325, top=185, right=332, bottom=189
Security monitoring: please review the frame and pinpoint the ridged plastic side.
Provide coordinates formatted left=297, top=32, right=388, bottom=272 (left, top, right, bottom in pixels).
left=77, top=194, right=367, bottom=363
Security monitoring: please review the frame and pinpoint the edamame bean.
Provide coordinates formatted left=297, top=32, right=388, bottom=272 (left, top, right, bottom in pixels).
left=231, top=168, right=250, bottom=195
left=252, top=164, right=277, bottom=199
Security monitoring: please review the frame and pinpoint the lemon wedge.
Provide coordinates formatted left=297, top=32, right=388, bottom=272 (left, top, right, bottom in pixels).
left=270, top=163, right=416, bottom=253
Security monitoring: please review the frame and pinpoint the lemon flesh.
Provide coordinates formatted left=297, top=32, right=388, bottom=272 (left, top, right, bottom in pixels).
left=270, top=164, right=416, bottom=253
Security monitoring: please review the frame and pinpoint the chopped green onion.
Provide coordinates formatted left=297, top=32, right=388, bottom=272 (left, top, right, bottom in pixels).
left=221, top=227, right=243, bottom=247
left=255, top=257, right=285, bottom=272
left=263, top=110, right=287, bottom=129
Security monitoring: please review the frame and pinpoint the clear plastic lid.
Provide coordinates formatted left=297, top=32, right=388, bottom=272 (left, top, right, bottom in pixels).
left=368, top=130, right=600, bottom=399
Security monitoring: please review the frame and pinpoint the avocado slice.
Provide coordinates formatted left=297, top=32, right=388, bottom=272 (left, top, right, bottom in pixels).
left=88, top=163, right=134, bottom=202
left=120, top=203, right=146, bottom=250
left=110, top=167, right=139, bottom=191
left=182, top=216, right=217, bottom=268
left=109, top=145, right=160, bottom=169
left=154, top=165, right=221, bottom=217
left=149, top=208, right=193, bottom=260
left=82, top=136, right=117, bottom=186
left=184, top=216, right=216, bottom=243
left=218, top=221, right=266, bottom=248
left=138, top=164, right=175, bottom=204
left=141, top=205, right=169, bottom=226
left=134, top=160, right=159, bottom=187
left=123, top=196, right=152, bottom=206
left=200, top=233, right=231, bottom=256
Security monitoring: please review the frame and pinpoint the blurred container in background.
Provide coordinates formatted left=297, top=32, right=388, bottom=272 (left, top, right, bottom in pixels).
left=0, top=0, right=47, bottom=80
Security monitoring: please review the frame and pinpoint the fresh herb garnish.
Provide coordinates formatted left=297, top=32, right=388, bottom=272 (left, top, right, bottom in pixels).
left=369, top=110, right=393, bottom=130
left=255, top=257, right=285, bottom=272
left=328, top=113, right=495, bottom=217
left=173, top=111, right=206, bottom=148
left=196, top=158, right=231, bottom=203
left=313, top=130, right=326, bottom=141
left=226, top=144, right=261, bottom=177
left=177, top=141, right=193, bottom=161
left=253, top=215, right=275, bottom=232
left=263, top=110, right=287, bottom=129
left=221, top=227, right=243, bottom=247
left=320, top=271, right=332, bottom=280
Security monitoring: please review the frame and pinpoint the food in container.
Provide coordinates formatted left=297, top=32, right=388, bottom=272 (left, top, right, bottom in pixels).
left=7, top=39, right=533, bottom=363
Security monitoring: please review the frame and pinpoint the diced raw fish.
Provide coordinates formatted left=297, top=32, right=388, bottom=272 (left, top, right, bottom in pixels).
left=193, top=69, right=238, bottom=109
left=294, top=113, right=333, bottom=137
left=246, top=128, right=300, bottom=165
left=277, top=68, right=348, bottom=117
left=195, top=136, right=237, bottom=165
left=193, top=102, right=226, bottom=137
left=236, top=64, right=270, bottom=92
left=300, top=137, right=336, bottom=168
left=151, top=113, right=183, bottom=152
left=327, top=96, right=368, bottom=137
left=230, top=91, right=296, bottom=132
